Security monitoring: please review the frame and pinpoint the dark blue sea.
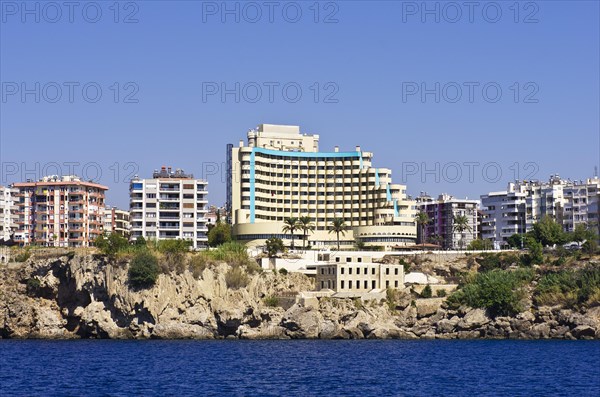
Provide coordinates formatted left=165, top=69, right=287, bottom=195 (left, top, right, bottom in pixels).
left=1, top=340, right=599, bottom=396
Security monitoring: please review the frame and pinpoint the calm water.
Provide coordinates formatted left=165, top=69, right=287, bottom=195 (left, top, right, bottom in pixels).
left=1, top=340, right=599, bottom=396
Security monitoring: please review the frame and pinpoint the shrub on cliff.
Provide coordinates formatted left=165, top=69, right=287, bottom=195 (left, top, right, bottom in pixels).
left=128, top=251, right=160, bottom=289
left=535, top=266, right=600, bottom=307
left=225, top=266, right=249, bottom=290
left=421, top=285, right=433, bottom=298
left=447, top=269, right=534, bottom=317
left=263, top=296, right=279, bottom=307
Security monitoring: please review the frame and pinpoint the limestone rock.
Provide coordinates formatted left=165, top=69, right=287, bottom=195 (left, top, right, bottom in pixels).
left=458, top=308, right=490, bottom=330
left=415, top=298, right=444, bottom=318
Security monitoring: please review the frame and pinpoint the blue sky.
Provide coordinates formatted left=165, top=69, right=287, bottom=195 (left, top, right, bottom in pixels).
left=1, top=0, right=599, bottom=208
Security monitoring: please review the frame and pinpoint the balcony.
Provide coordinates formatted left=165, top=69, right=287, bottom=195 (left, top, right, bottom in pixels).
left=159, top=186, right=180, bottom=192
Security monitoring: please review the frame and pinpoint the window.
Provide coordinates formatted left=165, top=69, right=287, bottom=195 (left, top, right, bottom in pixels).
left=341, top=268, right=345, bottom=275
left=346, top=257, right=351, bottom=262
left=395, top=280, right=399, bottom=288
left=371, top=268, right=375, bottom=275
left=336, top=257, right=340, bottom=263
left=321, top=281, right=324, bottom=288
left=372, top=280, right=376, bottom=289
left=349, top=267, right=353, bottom=275
left=357, top=257, right=362, bottom=263
left=386, top=280, right=390, bottom=288
left=395, top=268, right=399, bottom=275
left=341, top=280, right=345, bottom=289
left=356, top=280, right=360, bottom=289
left=321, top=268, right=324, bottom=274
left=386, top=268, right=390, bottom=275
left=364, top=280, right=368, bottom=289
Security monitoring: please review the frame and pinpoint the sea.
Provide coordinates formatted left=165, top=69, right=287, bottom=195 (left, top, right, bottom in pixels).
left=1, top=340, right=599, bottom=396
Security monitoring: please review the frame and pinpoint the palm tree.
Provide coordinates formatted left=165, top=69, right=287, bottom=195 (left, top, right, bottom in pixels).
left=415, top=212, right=431, bottom=247
left=282, top=217, right=300, bottom=249
left=298, top=216, right=315, bottom=249
left=328, top=218, right=349, bottom=250
left=428, top=234, right=444, bottom=249
left=453, top=214, right=472, bottom=250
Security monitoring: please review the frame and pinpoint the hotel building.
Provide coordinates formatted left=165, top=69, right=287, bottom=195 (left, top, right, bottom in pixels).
left=0, top=185, right=19, bottom=241
left=102, top=206, right=131, bottom=237
left=13, top=175, right=107, bottom=247
left=415, top=193, right=479, bottom=249
left=227, top=124, right=417, bottom=249
left=129, top=166, right=209, bottom=249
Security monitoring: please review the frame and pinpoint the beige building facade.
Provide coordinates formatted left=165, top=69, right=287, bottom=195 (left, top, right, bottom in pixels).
left=102, top=206, right=131, bottom=237
left=315, top=255, right=404, bottom=292
left=227, top=124, right=417, bottom=249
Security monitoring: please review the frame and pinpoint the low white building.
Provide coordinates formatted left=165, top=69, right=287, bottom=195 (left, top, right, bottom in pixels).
left=315, top=255, right=404, bottom=292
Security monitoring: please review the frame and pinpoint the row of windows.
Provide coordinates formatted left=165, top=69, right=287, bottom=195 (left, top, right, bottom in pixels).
left=319, top=279, right=400, bottom=289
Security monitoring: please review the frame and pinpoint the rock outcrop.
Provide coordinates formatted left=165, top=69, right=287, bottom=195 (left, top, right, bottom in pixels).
left=1, top=254, right=599, bottom=340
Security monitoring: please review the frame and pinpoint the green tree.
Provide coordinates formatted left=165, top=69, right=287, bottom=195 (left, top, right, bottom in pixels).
left=521, top=237, right=543, bottom=265
left=453, top=214, right=472, bottom=250
left=328, top=218, right=349, bottom=250
left=428, top=234, right=444, bottom=248
left=134, top=236, right=147, bottom=247
left=128, top=250, right=160, bottom=289
left=507, top=234, right=524, bottom=249
left=297, top=216, right=315, bottom=249
left=530, top=215, right=566, bottom=247
left=582, top=239, right=598, bottom=255
left=95, top=233, right=129, bottom=256
left=265, top=236, right=285, bottom=258
left=282, top=217, right=300, bottom=249
left=415, top=212, right=431, bottom=247
left=447, top=269, right=534, bottom=317
left=208, top=222, right=232, bottom=247
left=468, top=239, right=493, bottom=251
left=569, top=224, right=597, bottom=244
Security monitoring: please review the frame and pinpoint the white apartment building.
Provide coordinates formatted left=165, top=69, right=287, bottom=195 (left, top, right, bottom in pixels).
left=0, top=185, right=19, bottom=241
left=315, top=254, right=404, bottom=292
left=129, top=166, right=209, bottom=249
left=102, top=206, right=131, bottom=237
left=416, top=193, right=479, bottom=249
left=481, top=175, right=600, bottom=247
left=227, top=124, right=417, bottom=249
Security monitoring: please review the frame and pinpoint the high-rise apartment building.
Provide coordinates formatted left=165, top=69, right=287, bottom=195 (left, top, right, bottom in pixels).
left=481, top=175, right=600, bottom=247
left=415, top=193, right=479, bottom=249
left=227, top=124, right=417, bottom=249
left=129, top=166, right=209, bottom=249
left=13, top=175, right=107, bottom=247
left=102, top=206, right=131, bottom=237
left=0, top=185, right=19, bottom=241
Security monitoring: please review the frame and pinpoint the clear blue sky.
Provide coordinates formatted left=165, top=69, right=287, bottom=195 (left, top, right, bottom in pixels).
left=1, top=1, right=599, bottom=208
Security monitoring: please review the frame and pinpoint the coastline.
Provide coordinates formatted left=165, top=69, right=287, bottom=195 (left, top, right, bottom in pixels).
left=1, top=253, right=599, bottom=341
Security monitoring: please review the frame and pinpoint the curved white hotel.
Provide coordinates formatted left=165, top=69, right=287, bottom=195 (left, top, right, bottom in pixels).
left=227, top=124, right=417, bottom=249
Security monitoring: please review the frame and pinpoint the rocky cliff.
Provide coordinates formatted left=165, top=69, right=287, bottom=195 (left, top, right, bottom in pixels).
left=1, top=254, right=599, bottom=340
